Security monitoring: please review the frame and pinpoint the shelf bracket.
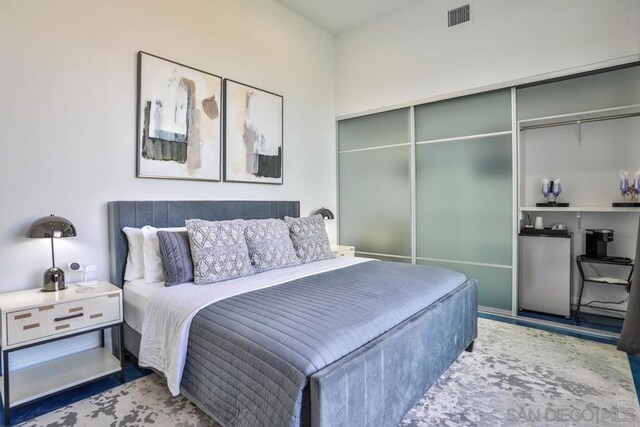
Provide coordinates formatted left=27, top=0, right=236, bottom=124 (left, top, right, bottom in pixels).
left=576, top=211, right=582, bottom=230
left=576, top=120, right=582, bottom=144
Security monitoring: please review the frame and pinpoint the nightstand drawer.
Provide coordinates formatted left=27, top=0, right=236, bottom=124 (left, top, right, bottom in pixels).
left=86, top=293, right=121, bottom=325
left=334, top=247, right=355, bottom=257
left=6, top=292, right=121, bottom=346
left=6, top=307, right=49, bottom=345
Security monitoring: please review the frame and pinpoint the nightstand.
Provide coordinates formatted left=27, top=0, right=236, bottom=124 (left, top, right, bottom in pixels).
left=331, top=245, right=355, bottom=258
left=0, top=282, right=124, bottom=425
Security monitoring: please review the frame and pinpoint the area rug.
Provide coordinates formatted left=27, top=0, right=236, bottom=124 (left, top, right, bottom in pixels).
left=19, top=318, right=638, bottom=427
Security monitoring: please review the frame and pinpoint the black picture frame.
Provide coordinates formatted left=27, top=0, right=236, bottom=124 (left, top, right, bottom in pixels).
left=136, top=51, right=223, bottom=182
left=223, top=78, right=284, bottom=185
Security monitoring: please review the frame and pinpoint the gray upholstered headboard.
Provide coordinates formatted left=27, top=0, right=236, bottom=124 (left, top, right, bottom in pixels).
left=108, top=200, right=300, bottom=287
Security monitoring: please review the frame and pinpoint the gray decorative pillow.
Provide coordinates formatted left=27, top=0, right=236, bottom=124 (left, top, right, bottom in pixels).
left=244, top=219, right=301, bottom=273
left=186, top=219, right=255, bottom=285
left=284, top=215, right=336, bottom=263
left=157, top=231, right=193, bottom=287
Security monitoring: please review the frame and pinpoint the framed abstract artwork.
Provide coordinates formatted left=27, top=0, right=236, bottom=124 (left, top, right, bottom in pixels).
left=223, top=79, right=283, bottom=184
left=137, top=52, right=222, bottom=181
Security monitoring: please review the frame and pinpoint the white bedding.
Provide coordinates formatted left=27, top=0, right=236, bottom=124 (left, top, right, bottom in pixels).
left=137, top=257, right=373, bottom=396
left=123, top=279, right=165, bottom=334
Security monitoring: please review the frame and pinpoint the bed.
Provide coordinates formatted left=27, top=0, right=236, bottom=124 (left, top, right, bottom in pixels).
left=108, top=200, right=477, bottom=427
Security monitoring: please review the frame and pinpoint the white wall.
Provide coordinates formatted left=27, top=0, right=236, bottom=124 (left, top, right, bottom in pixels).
left=0, top=0, right=336, bottom=292
left=336, top=0, right=640, bottom=116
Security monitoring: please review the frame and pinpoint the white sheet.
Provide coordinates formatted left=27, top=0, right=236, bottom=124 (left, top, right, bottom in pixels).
left=123, top=279, right=165, bottom=334
left=138, top=257, right=373, bottom=396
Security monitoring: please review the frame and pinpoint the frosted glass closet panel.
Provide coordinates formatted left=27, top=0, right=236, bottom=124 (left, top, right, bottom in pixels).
left=415, top=135, right=512, bottom=266
left=417, top=259, right=512, bottom=311
left=339, top=146, right=411, bottom=258
left=415, top=89, right=513, bottom=311
left=338, top=108, right=410, bottom=151
left=338, top=108, right=411, bottom=260
left=415, top=90, right=512, bottom=141
left=517, top=66, right=640, bottom=119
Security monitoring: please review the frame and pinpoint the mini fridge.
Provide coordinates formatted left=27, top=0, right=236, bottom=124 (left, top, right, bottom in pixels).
left=519, top=233, right=573, bottom=317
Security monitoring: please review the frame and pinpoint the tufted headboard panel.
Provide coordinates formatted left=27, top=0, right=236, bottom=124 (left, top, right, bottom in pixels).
left=107, top=200, right=300, bottom=287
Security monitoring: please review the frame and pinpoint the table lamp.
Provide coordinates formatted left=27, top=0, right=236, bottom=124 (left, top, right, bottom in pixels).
left=27, top=214, right=76, bottom=292
left=315, top=207, right=335, bottom=220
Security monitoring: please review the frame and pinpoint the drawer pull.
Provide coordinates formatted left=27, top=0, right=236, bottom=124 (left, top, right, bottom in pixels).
left=55, top=324, right=70, bottom=331
left=14, top=313, right=32, bottom=320
left=90, top=313, right=103, bottom=319
left=23, top=323, right=40, bottom=330
left=69, top=307, right=83, bottom=313
left=108, top=293, right=119, bottom=299
left=55, top=313, right=84, bottom=322
left=39, top=305, right=54, bottom=311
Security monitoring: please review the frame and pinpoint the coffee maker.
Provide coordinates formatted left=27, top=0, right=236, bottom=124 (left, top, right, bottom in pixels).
left=585, top=229, right=614, bottom=259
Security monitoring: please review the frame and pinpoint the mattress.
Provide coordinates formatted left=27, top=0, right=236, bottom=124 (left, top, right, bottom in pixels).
left=123, top=279, right=166, bottom=334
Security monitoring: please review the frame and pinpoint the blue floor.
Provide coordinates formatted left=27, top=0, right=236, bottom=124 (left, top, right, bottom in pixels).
left=2, top=358, right=152, bottom=426
left=4, top=317, right=639, bottom=425
left=518, top=308, right=624, bottom=334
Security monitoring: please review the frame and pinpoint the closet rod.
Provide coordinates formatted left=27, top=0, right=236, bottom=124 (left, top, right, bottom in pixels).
left=520, top=111, right=640, bottom=131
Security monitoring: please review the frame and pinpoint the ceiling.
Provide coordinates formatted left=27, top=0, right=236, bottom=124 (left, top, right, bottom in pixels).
left=274, top=0, right=422, bottom=34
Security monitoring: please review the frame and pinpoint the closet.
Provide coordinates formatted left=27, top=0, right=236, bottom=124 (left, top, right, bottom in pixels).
left=337, top=63, right=640, bottom=317
left=517, top=67, right=640, bottom=317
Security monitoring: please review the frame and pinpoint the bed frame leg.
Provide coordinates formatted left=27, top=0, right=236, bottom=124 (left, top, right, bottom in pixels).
left=464, top=341, right=474, bottom=352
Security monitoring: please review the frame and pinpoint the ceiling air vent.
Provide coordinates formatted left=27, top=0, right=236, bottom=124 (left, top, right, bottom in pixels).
left=448, top=4, right=471, bottom=27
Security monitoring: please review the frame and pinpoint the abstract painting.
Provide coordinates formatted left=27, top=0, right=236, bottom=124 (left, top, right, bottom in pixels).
left=137, top=52, right=222, bottom=181
left=224, top=79, right=283, bottom=184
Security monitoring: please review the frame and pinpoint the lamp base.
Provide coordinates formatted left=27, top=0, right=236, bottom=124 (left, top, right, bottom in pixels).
left=43, top=267, right=66, bottom=292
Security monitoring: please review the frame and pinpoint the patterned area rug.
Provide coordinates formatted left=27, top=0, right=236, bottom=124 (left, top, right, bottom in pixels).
left=20, top=318, right=638, bottom=427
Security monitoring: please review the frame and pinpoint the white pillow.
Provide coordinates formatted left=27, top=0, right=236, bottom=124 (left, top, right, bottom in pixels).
left=142, top=225, right=186, bottom=283
left=123, top=227, right=145, bottom=281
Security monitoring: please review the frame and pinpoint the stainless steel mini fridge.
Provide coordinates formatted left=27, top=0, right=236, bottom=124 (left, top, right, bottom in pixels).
left=518, top=233, right=573, bottom=317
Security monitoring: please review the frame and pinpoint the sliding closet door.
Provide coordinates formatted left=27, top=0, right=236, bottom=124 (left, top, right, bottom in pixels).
left=415, top=90, right=513, bottom=311
left=338, top=109, right=411, bottom=262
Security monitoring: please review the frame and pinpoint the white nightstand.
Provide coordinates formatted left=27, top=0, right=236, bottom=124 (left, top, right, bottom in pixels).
left=331, top=245, right=355, bottom=257
left=0, top=282, right=124, bottom=425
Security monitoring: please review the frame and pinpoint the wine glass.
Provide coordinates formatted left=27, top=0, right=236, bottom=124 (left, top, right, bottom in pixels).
left=541, top=181, right=550, bottom=203
left=552, top=181, right=562, bottom=203
left=620, top=178, right=629, bottom=203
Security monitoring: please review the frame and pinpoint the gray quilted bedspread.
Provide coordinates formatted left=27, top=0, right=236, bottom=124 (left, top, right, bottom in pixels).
left=180, top=260, right=467, bottom=427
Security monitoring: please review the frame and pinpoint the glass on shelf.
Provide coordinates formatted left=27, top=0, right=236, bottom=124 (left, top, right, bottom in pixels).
left=620, top=178, right=629, bottom=203
left=541, top=180, right=550, bottom=203
left=552, top=180, right=562, bottom=202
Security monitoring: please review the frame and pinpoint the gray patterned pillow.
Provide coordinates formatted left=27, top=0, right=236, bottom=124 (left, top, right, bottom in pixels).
left=186, top=219, right=255, bottom=285
left=284, top=215, right=336, bottom=263
left=244, top=219, right=301, bottom=273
